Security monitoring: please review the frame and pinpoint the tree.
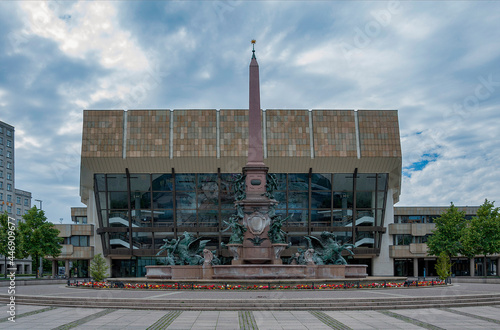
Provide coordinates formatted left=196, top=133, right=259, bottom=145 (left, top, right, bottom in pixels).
left=426, top=203, right=467, bottom=267
left=435, top=252, right=453, bottom=280
left=90, top=253, right=109, bottom=282
left=461, top=199, right=500, bottom=276
left=18, top=207, right=63, bottom=278
left=0, top=212, right=25, bottom=278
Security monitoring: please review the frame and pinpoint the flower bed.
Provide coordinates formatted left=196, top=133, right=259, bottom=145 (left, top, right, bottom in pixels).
left=68, top=280, right=446, bottom=290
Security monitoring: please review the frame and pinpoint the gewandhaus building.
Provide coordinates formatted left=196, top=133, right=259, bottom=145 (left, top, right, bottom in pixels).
left=80, top=108, right=402, bottom=277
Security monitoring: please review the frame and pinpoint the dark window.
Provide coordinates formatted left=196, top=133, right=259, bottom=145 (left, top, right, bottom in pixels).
left=394, top=234, right=412, bottom=245
left=70, top=235, right=89, bottom=247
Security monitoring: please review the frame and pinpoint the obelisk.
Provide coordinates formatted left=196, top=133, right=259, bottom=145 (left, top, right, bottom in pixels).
left=247, top=40, right=265, bottom=167
left=237, top=40, right=276, bottom=264
left=243, top=40, right=268, bottom=200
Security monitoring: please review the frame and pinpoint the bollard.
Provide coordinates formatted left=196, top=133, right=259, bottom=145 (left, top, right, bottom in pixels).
left=268, top=282, right=271, bottom=290
left=357, top=281, right=360, bottom=289
left=343, top=281, right=347, bottom=289
left=146, top=282, right=148, bottom=289
left=384, top=280, right=386, bottom=288
left=191, top=282, right=194, bottom=290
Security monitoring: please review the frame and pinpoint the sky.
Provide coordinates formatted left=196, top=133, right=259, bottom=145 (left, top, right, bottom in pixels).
left=1, top=1, right=500, bottom=224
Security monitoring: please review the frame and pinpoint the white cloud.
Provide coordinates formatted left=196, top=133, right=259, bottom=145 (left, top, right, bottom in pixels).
left=20, top=1, right=149, bottom=72
left=14, top=128, right=43, bottom=149
left=56, top=109, right=83, bottom=136
left=0, top=88, right=7, bottom=107
left=392, top=14, right=442, bottom=41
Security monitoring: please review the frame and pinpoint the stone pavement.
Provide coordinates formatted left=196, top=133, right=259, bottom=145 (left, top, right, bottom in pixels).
left=1, top=283, right=500, bottom=329
left=2, top=305, right=500, bottom=329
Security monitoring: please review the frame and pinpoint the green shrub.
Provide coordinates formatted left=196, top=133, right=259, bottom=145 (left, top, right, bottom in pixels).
left=90, top=253, right=109, bottom=282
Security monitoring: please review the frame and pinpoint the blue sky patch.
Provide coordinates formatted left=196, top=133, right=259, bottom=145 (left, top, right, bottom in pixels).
left=404, top=153, right=440, bottom=177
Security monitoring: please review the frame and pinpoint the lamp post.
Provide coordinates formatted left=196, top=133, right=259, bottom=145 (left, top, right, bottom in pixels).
left=34, top=199, right=43, bottom=278
left=34, top=199, right=42, bottom=210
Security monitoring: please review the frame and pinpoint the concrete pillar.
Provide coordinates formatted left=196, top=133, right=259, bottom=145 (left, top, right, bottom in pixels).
left=413, top=258, right=419, bottom=278
left=469, top=258, right=475, bottom=277
left=52, top=260, right=57, bottom=277
left=65, top=259, right=70, bottom=278
left=371, top=189, right=395, bottom=276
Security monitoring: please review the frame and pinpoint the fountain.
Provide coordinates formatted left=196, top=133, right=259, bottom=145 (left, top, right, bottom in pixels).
left=145, top=41, right=367, bottom=280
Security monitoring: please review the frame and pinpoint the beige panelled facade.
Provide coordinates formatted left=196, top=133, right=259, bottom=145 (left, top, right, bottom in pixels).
left=80, top=109, right=401, bottom=189
left=127, top=110, right=170, bottom=158
left=358, top=110, right=401, bottom=158
left=82, top=110, right=124, bottom=158
left=266, top=110, right=311, bottom=157
left=312, top=110, right=357, bottom=158
left=219, top=110, right=248, bottom=157
left=173, top=110, right=217, bottom=157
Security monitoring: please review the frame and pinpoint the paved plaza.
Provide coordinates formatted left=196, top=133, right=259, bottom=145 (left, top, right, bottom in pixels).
left=2, top=305, right=500, bottom=329
left=1, top=283, right=500, bottom=329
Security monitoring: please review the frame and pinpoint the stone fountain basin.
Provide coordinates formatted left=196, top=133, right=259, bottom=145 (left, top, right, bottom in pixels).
left=145, top=264, right=367, bottom=280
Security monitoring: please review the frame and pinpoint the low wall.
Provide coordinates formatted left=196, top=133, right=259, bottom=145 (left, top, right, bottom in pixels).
left=146, top=264, right=367, bottom=280
left=451, top=277, right=500, bottom=284
left=0, top=279, right=68, bottom=287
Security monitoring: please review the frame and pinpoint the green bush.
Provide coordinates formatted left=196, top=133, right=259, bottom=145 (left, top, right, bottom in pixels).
left=89, top=253, right=109, bottom=282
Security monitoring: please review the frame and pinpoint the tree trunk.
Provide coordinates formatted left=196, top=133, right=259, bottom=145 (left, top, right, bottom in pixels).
left=4, top=256, right=6, bottom=279
left=484, top=255, right=487, bottom=277
left=35, top=255, right=39, bottom=278
left=448, top=254, right=453, bottom=277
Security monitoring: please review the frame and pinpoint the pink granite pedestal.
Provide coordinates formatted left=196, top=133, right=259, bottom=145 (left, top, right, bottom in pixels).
left=145, top=264, right=367, bottom=280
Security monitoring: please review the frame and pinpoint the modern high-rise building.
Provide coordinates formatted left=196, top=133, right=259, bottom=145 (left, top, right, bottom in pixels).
left=0, top=120, right=32, bottom=274
left=0, top=121, right=16, bottom=217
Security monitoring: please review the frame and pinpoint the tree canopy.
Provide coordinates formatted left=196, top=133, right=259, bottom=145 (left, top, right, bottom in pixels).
left=18, top=207, right=63, bottom=277
left=461, top=199, right=500, bottom=262
left=426, top=203, right=467, bottom=259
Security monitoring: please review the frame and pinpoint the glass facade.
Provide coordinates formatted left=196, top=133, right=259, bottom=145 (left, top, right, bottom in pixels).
left=95, top=171, right=389, bottom=273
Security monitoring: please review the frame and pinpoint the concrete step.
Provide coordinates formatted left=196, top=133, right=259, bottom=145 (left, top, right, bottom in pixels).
left=2, top=294, right=500, bottom=310
left=6, top=301, right=500, bottom=311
